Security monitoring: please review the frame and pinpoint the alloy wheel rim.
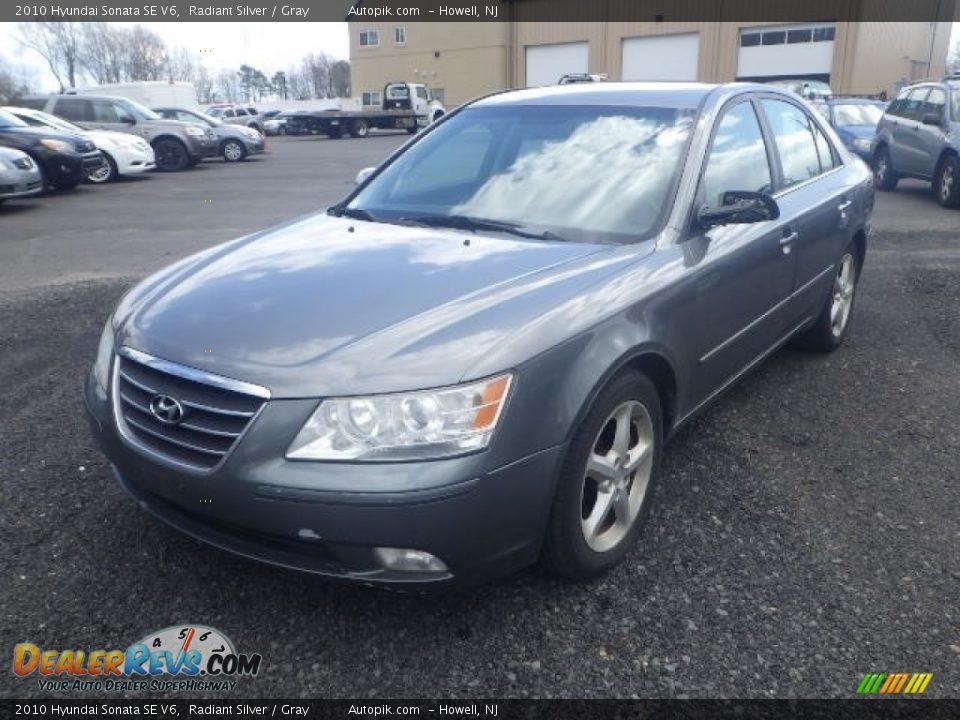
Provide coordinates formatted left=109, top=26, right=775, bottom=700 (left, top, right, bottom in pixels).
left=88, top=163, right=111, bottom=183
left=875, top=155, right=887, bottom=182
left=941, top=165, right=954, bottom=201
left=830, top=253, right=855, bottom=337
left=225, top=142, right=242, bottom=160
left=580, top=400, right=654, bottom=553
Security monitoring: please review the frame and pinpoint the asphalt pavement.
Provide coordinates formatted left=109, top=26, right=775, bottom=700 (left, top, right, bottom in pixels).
left=1, top=136, right=958, bottom=699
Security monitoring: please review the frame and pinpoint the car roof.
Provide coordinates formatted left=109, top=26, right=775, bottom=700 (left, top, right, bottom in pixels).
left=473, top=81, right=802, bottom=109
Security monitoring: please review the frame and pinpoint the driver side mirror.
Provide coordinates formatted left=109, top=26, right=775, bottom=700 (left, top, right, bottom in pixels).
left=697, top=191, right=780, bottom=229
left=355, top=166, right=376, bottom=185
left=120, top=116, right=136, bottom=124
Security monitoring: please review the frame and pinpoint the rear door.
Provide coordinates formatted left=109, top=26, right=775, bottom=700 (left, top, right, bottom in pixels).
left=914, top=86, right=948, bottom=178
left=50, top=97, right=93, bottom=128
left=890, top=87, right=930, bottom=176
left=685, top=96, right=799, bottom=400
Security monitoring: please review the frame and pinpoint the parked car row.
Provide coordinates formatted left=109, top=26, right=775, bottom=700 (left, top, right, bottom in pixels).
left=0, top=93, right=267, bottom=206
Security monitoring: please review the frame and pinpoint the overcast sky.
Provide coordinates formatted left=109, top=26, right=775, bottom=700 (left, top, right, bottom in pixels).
left=0, top=22, right=350, bottom=90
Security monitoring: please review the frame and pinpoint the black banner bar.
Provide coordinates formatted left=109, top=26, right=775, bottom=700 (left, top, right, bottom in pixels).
left=2, top=700, right=960, bottom=719
left=3, top=0, right=958, bottom=23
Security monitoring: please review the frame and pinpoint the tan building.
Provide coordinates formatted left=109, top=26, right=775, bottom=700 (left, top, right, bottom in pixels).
left=349, top=19, right=953, bottom=108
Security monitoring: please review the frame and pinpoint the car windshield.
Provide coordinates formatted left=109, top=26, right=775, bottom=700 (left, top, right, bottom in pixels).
left=26, top=110, right=84, bottom=133
left=183, top=110, right=220, bottom=127
left=832, top=103, right=883, bottom=127
left=206, top=107, right=225, bottom=117
left=347, top=104, right=696, bottom=244
left=949, top=82, right=960, bottom=120
left=118, top=98, right=161, bottom=121
left=0, top=109, right=28, bottom=128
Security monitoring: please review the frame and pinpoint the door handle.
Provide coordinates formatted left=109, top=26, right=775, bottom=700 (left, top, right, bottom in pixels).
left=837, top=200, right=853, bottom=212
left=780, top=230, right=798, bottom=254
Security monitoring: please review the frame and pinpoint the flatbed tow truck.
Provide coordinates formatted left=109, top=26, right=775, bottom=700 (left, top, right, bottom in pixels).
left=283, top=81, right=446, bottom=138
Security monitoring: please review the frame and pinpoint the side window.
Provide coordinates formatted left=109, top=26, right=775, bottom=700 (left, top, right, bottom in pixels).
left=811, top=120, right=837, bottom=171
left=56, top=98, right=92, bottom=122
left=224, top=109, right=235, bottom=118
left=91, top=100, right=120, bottom=123
left=760, top=99, right=827, bottom=188
left=235, top=108, right=248, bottom=117
left=922, top=87, right=946, bottom=123
left=702, top=101, right=772, bottom=207
left=416, top=86, right=428, bottom=100
left=901, top=88, right=929, bottom=121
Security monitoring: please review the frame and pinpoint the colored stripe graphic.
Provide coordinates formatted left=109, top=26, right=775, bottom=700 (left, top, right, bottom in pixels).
left=857, top=672, right=932, bottom=694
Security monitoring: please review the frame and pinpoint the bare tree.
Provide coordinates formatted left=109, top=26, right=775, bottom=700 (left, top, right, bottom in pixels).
left=330, top=60, right=351, bottom=98
left=166, top=47, right=196, bottom=83
left=0, top=57, right=34, bottom=103
left=121, top=25, right=168, bottom=81
left=216, top=69, right=239, bottom=102
left=285, top=64, right=311, bottom=100
left=17, top=22, right=83, bottom=91
left=79, top=23, right=125, bottom=85
left=302, top=52, right=335, bottom=98
left=195, top=64, right=215, bottom=104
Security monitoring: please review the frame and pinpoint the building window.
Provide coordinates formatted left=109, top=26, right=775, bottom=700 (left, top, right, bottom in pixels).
left=359, top=30, right=379, bottom=47
left=429, top=88, right=445, bottom=103
left=362, top=91, right=382, bottom=106
left=787, top=29, right=812, bottom=43
left=394, top=27, right=406, bottom=45
left=740, top=33, right=761, bottom=47
left=812, top=26, right=836, bottom=42
left=761, top=31, right=786, bottom=45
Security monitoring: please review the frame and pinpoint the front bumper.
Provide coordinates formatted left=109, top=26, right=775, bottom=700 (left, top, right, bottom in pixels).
left=0, top=169, right=43, bottom=199
left=83, top=371, right=562, bottom=586
left=110, top=145, right=156, bottom=175
left=242, top=137, right=265, bottom=155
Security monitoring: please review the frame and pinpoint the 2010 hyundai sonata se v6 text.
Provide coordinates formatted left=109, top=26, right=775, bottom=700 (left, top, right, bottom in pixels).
left=84, top=83, right=873, bottom=586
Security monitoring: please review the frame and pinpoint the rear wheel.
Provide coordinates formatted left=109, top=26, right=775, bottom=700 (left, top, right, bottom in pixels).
left=87, top=153, right=117, bottom=183
left=349, top=119, right=369, bottom=138
left=796, top=243, right=859, bottom=352
left=221, top=139, right=246, bottom=162
left=935, top=155, right=960, bottom=208
left=542, top=371, right=662, bottom=580
left=873, top=146, right=899, bottom=191
left=152, top=138, right=190, bottom=172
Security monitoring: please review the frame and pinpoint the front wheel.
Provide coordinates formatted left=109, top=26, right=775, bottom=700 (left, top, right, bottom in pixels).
left=873, top=146, right=899, bottom=191
left=542, top=371, right=662, bottom=580
left=221, top=139, right=246, bottom=162
left=87, top=154, right=117, bottom=183
left=935, top=155, right=960, bottom=208
left=349, top=119, right=369, bottom=138
left=796, top=244, right=859, bottom=352
left=152, top=138, right=190, bottom=172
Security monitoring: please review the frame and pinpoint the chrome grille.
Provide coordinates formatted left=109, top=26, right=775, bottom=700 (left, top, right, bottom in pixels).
left=113, top=348, right=269, bottom=472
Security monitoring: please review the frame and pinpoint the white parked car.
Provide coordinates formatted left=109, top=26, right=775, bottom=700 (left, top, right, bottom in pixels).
left=3, top=106, right=156, bottom=183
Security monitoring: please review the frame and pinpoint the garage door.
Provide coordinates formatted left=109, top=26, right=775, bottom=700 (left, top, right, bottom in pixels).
left=622, top=33, right=700, bottom=81
left=525, top=42, right=589, bottom=87
left=737, top=24, right=835, bottom=82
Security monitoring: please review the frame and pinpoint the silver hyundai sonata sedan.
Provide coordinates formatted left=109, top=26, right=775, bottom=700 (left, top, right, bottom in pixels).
left=84, top=83, right=873, bottom=585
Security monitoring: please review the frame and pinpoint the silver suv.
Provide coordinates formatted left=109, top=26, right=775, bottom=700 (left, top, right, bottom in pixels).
left=872, top=78, right=960, bottom=207
left=20, top=94, right=217, bottom=172
left=205, top=104, right=265, bottom=134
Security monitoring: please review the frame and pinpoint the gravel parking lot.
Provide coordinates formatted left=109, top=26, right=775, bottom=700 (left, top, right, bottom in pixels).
left=1, top=135, right=958, bottom=699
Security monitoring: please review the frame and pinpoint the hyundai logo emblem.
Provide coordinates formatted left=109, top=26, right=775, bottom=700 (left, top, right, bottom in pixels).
left=149, top=394, right=185, bottom=425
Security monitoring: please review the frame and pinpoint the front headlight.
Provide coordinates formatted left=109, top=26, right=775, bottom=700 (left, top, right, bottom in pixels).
left=287, top=373, right=513, bottom=462
left=184, top=125, right=205, bottom=137
left=39, top=138, right=72, bottom=152
left=92, top=320, right=115, bottom=391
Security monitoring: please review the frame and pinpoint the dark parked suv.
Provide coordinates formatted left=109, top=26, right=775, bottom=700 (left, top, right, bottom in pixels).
left=20, top=94, right=217, bottom=172
left=0, top=109, right=103, bottom=190
left=872, top=77, right=960, bottom=206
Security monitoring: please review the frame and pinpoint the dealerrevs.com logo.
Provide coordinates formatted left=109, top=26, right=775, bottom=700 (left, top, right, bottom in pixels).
left=13, top=625, right=263, bottom=693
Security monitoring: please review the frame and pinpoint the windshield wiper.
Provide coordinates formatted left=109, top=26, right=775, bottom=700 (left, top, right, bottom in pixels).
left=329, top=206, right=384, bottom=223
left=398, top=214, right=568, bottom=242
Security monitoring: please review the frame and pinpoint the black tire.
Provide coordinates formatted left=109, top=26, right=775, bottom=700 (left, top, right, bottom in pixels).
left=221, top=139, right=246, bottom=162
left=152, top=138, right=190, bottom=172
left=795, top=241, right=860, bottom=353
left=86, top=153, right=117, bottom=184
left=935, top=154, right=960, bottom=208
left=349, top=119, right=369, bottom=138
left=542, top=370, right=663, bottom=581
left=406, top=126, right=418, bottom=135
left=873, top=145, right=899, bottom=191
left=327, top=126, right=344, bottom=139
left=49, top=174, right=80, bottom=191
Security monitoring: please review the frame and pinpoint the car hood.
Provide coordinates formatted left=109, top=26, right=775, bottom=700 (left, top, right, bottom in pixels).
left=0, top=125, right=85, bottom=144
left=115, top=215, right=639, bottom=397
left=838, top=125, right=876, bottom=140
left=86, top=129, right=147, bottom=145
